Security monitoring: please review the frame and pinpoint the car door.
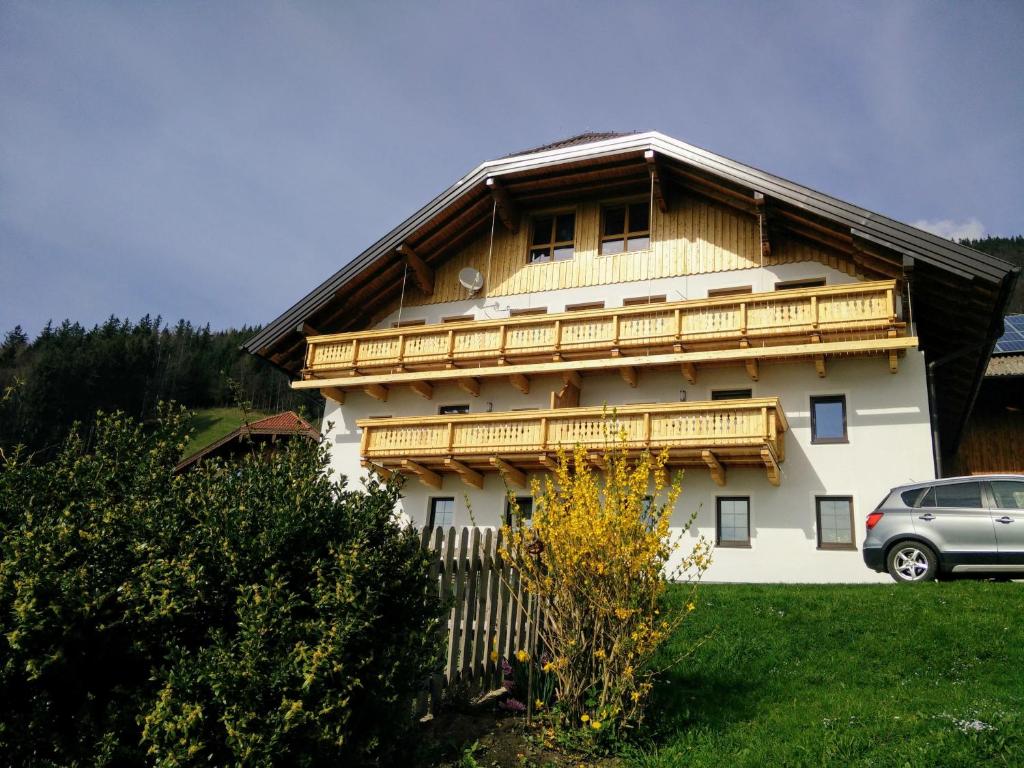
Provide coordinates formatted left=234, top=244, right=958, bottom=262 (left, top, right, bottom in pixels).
left=986, top=479, right=1024, bottom=565
left=914, top=481, right=998, bottom=566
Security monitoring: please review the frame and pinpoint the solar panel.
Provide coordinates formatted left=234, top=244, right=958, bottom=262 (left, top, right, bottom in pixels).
left=993, top=314, right=1024, bottom=355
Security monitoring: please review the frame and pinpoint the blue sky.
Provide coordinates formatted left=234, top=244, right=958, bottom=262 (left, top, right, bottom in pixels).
left=2, top=1, right=1022, bottom=337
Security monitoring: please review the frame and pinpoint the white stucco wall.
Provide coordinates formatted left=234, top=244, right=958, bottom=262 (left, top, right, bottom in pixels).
left=321, top=263, right=933, bottom=583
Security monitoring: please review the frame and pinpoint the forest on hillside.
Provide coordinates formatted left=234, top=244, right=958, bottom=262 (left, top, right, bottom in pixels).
left=959, top=235, right=1024, bottom=313
left=0, top=317, right=323, bottom=457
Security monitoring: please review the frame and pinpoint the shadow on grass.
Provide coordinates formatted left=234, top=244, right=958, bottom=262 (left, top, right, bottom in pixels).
left=638, top=669, right=760, bottom=745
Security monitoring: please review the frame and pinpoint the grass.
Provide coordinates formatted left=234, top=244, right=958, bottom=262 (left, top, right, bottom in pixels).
left=625, top=582, right=1024, bottom=767
left=183, top=406, right=270, bottom=456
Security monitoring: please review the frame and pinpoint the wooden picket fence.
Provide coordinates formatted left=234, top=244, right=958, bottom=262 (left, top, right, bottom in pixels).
left=414, top=525, right=540, bottom=718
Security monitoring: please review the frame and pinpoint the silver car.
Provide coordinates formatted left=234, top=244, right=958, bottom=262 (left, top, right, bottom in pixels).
left=863, top=474, right=1024, bottom=582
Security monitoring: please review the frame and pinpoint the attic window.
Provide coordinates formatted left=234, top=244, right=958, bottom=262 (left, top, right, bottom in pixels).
left=623, top=295, right=666, bottom=306
left=601, top=202, right=650, bottom=254
left=391, top=318, right=426, bottom=328
left=707, top=286, right=753, bottom=298
left=775, top=277, right=826, bottom=291
left=529, top=212, right=575, bottom=263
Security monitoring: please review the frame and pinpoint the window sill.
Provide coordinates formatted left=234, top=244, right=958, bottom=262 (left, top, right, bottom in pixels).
left=811, top=438, right=849, bottom=445
left=817, top=544, right=857, bottom=551
left=597, top=247, right=653, bottom=259
left=715, top=541, right=752, bottom=549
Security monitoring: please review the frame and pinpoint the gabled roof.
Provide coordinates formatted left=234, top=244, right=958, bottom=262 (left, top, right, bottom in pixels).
left=245, top=131, right=1019, bottom=454
left=175, top=411, right=321, bottom=473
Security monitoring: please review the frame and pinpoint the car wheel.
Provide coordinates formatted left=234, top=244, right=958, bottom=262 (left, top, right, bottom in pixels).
left=887, top=541, right=938, bottom=583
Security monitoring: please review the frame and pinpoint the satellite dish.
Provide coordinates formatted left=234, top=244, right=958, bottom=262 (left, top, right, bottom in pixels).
left=458, top=267, right=485, bottom=294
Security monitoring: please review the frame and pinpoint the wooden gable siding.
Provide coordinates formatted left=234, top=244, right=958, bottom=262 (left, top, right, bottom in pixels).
left=387, top=197, right=856, bottom=311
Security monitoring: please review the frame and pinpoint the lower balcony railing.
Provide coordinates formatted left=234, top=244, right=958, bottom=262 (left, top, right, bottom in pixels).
left=358, top=398, right=787, bottom=488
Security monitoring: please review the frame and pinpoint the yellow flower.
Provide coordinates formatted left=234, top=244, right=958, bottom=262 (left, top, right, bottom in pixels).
left=490, top=650, right=499, bottom=663
left=591, top=720, right=602, bottom=730
left=541, top=661, right=554, bottom=672
left=535, top=699, right=544, bottom=709
left=580, top=713, right=590, bottom=722
left=515, top=649, right=529, bottom=663
left=686, top=601, right=696, bottom=612
left=631, top=691, right=641, bottom=702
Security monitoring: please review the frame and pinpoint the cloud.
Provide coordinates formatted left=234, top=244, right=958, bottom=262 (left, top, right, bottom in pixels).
left=911, top=217, right=986, bottom=242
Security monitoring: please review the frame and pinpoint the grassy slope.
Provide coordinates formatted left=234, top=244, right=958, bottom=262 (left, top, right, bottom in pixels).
left=183, top=407, right=271, bottom=456
left=628, top=583, right=1023, bottom=768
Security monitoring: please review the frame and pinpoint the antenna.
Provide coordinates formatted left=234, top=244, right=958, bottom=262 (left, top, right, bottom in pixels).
left=458, top=267, right=485, bottom=295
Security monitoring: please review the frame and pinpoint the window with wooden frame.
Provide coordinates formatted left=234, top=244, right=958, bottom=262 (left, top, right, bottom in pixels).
left=505, top=496, right=533, bottom=526
left=509, top=306, right=547, bottom=317
left=711, top=389, right=753, bottom=401
left=438, top=404, right=469, bottom=415
left=428, top=497, right=455, bottom=530
left=716, top=497, right=750, bottom=547
left=565, top=301, right=604, bottom=312
left=600, top=201, right=650, bottom=255
left=816, top=496, right=855, bottom=549
left=391, top=318, right=426, bottom=328
left=774, top=277, right=826, bottom=291
left=810, top=395, right=848, bottom=444
left=528, top=211, right=575, bottom=263
left=623, top=295, right=666, bottom=306
left=442, top=314, right=473, bottom=323
left=707, top=285, right=753, bottom=298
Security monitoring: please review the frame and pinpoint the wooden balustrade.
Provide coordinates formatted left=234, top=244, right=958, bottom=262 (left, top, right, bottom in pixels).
left=304, top=280, right=902, bottom=378
left=358, top=398, right=788, bottom=486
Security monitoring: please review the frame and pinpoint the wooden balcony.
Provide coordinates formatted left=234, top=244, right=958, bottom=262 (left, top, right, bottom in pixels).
left=358, top=398, right=788, bottom=488
left=304, top=280, right=902, bottom=377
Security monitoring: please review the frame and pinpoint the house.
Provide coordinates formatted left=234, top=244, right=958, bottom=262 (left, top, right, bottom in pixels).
left=175, top=411, right=320, bottom=473
left=246, top=132, right=1018, bottom=583
left=951, top=314, right=1024, bottom=475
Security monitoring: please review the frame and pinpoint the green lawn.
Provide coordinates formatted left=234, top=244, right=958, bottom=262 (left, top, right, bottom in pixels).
left=627, top=582, right=1024, bottom=767
left=183, top=407, right=270, bottom=456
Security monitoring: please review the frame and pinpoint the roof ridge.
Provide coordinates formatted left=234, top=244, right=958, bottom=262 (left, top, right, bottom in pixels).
left=502, top=131, right=640, bottom=159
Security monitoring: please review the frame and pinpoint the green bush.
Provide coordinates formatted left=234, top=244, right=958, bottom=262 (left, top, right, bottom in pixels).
left=0, top=406, right=443, bottom=766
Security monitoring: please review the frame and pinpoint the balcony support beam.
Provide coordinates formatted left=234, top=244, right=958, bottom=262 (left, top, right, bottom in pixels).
left=320, top=386, right=346, bottom=404
left=444, top=458, right=484, bottom=489
left=364, top=383, right=389, bottom=401
left=458, top=376, right=481, bottom=397
left=360, top=460, right=393, bottom=481
left=401, top=460, right=442, bottom=490
left=410, top=380, right=433, bottom=400
left=509, top=373, right=530, bottom=395
left=397, top=244, right=434, bottom=296
left=702, top=450, right=726, bottom=486
left=682, top=362, right=698, bottom=385
left=490, top=457, right=526, bottom=489
left=620, top=365, right=639, bottom=388
left=762, top=447, right=781, bottom=486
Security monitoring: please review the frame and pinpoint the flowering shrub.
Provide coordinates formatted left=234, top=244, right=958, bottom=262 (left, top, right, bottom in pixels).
left=500, top=424, right=710, bottom=743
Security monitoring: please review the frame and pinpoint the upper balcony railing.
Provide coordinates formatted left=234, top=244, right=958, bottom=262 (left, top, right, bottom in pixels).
left=358, top=398, right=788, bottom=486
left=303, top=280, right=901, bottom=378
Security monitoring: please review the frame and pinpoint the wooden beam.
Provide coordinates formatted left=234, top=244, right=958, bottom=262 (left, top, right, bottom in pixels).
left=761, top=448, right=781, bottom=486
left=444, top=458, right=484, bottom=490
left=754, top=192, right=772, bottom=258
left=509, top=373, right=530, bottom=395
left=490, top=457, right=526, bottom=489
left=401, top=459, right=442, bottom=490
left=620, top=366, right=639, bottom=387
left=457, top=376, right=481, bottom=397
left=320, top=386, right=346, bottom=404
left=588, top=453, right=608, bottom=471
left=682, top=361, right=697, bottom=384
left=296, top=321, right=321, bottom=336
left=562, top=370, right=582, bottom=389
left=397, top=244, right=434, bottom=296
left=360, top=460, right=392, bottom=481
left=409, top=380, right=433, bottom=400
left=811, top=334, right=826, bottom=378
left=364, top=383, right=389, bottom=401
left=486, top=177, right=519, bottom=232
left=745, top=358, right=759, bottom=381
left=644, top=150, right=669, bottom=213
left=702, top=450, right=726, bottom=486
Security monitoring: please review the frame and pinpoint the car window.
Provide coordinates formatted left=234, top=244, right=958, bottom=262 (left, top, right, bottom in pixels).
left=933, top=482, right=982, bottom=509
left=918, top=488, right=935, bottom=508
left=901, top=489, right=925, bottom=507
left=990, top=481, right=1024, bottom=510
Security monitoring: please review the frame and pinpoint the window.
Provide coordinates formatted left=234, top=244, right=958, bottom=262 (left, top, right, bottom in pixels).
left=623, top=295, right=667, bottom=306
left=640, top=495, right=655, bottom=530
left=509, top=307, right=547, bottom=317
left=991, top=481, right=1024, bottom=509
left=600, top=202, right=650, bottom=254
left=711, top=389, right=752, bottom=401
left=565, top=301, right=604, bottom=312
left=529, top=212, right=575, bottom=263
left=505, top=496, right=533, bottom=526
left=707, top=286, right=753, bottom=298
left=919, top=482, right=983, bottom=509
left=816, top=496, right=855, bottom=549
left=775, top=277, right=826, bottom=291
left=442, top=314, right=473, bottom=323
left=810, top=395, right=847, bottom=444
left=428, top=497, right=455, bottom=530
left=716, top=497, right=750, bottom=547
left=438, top=404, right=469, bottom=415
left=391, top=318, right=426, bottom=328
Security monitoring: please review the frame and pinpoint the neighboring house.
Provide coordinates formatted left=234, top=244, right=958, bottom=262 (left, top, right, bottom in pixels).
left=175, top=411, right=320, bottom=473
left=951, top=314, right=1024, bottom=475
left=246, top=131, right=1019, bottom=583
